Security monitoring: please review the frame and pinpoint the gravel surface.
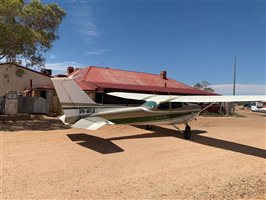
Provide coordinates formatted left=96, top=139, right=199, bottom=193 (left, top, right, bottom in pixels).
left=1, top=109, right=265, bottom=199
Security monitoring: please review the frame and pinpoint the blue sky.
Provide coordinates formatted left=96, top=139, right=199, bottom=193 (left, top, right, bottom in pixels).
left=43, top=0, right=265, bottom=94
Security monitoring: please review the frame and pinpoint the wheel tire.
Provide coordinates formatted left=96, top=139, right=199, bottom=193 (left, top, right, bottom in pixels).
left=184, top=125, right=191, bottom=139
left=146, top=125, right=152, bottom=130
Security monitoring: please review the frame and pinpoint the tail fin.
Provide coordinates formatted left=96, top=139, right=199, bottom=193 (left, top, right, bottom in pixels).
left=51, top=78, right=97, bottom=124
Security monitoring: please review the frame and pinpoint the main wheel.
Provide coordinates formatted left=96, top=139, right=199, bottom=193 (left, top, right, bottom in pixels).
left=184, top=125, right=191, bottom=139
left=146, top=125, right=152, bottom=130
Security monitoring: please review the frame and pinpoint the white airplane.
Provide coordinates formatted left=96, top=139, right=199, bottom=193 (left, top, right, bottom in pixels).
left=51, top=78, right=266, bottom=139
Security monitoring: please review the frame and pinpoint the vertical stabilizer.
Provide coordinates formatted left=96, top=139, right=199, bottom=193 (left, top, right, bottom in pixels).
left=51, top=78, right=97, bottom=123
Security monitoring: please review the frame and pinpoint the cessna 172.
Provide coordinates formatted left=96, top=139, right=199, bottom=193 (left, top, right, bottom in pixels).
left=51, top=78, right=266, bottom=139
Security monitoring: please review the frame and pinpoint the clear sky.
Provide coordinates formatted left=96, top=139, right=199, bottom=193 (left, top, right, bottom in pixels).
left=43, top=0, right=265, bottom=94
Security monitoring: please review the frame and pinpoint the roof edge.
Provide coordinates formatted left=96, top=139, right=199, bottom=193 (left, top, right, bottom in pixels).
left=0, top=62, right=52, bottom=78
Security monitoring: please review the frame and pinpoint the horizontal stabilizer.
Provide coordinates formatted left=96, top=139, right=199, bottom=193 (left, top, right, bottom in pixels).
left=71, top=117, right=114, bottom=130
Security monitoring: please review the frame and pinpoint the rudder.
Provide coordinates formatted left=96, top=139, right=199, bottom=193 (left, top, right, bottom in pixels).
left=51, top=78, right=97, bottom=124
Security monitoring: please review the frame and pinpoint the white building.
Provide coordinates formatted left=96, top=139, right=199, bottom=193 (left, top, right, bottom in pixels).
left=0, top=63, right=52, bottom=96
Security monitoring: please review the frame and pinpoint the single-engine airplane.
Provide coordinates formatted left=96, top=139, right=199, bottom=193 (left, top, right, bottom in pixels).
left=52, top=78, right=266, bottom=139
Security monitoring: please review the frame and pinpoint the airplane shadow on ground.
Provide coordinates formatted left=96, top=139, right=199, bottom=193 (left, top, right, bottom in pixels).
left=67, top=133, right=124, bottom=154
left=108, top=127, right=206, bottom=141
left=66, top=126, right=194, bottom=154
left=67, top=126, right=266, bottom=158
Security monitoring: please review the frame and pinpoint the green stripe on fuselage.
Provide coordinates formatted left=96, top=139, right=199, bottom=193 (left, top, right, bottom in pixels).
left=109, top=112, right=194, bottom=124
left=62, top=106, right=96, bottom=110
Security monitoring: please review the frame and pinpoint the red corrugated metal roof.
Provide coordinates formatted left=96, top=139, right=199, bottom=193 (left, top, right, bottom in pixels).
left=31, top=84, right=54, bottom=90
left=69, top=66, right=215, bottom=95
left=75, top=80, right=98, bottom=91
left=91, top=82, right=213, bottom=95
left=30, top=80, right=97, bottom=91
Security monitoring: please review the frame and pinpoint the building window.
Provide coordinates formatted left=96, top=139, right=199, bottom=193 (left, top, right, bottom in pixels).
left=40, top=90, right=46, bottom=99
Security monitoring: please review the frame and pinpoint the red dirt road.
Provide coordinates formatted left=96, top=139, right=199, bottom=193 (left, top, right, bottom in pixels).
left=1, top=110, right=265, bottom=199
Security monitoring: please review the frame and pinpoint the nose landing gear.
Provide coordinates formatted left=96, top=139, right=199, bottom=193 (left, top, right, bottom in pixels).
left=173, top=124, right=192, bottom=139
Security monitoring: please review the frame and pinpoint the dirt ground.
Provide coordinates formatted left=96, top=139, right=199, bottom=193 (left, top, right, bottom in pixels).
left=1, top=109, right=265, bottom=199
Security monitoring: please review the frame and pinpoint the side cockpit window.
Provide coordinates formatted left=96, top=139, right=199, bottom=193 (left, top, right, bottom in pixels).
left=171, top=102, right=183, bottom=109
left=157, top=102, right=170, bottom=110
left=143, top=101, right=185, bottom=110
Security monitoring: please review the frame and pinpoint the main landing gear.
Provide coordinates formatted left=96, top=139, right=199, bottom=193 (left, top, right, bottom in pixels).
left=146, top=125, right=153, bottom=130
left=184, top=124, right=191, bottom=139
left=173, top=124, right=192, bottom=140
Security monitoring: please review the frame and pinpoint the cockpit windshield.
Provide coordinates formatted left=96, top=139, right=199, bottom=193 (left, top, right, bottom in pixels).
left=142, top=101, right=157, bottom=109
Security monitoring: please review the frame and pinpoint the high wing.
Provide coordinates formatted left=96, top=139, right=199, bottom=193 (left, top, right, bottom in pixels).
left=169, top=95, right=266, bottom=103
left=108, top=92, right=155, bottom=101
left=108, top=92, right=266, bottom=103
left=108, top=92, right=177, bottom=102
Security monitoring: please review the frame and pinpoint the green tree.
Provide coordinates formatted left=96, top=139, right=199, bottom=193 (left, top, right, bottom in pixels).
left=194, top=81, right=214, bottom=93
left=0, top=0, right=66, bottom=67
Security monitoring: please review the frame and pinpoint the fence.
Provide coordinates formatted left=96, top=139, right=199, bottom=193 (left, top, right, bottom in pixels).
left=18, top=97, right=46, bottom=114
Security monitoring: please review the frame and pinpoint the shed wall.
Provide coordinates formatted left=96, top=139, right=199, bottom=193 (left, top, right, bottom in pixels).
left=0, top=64, right=52, bottom=96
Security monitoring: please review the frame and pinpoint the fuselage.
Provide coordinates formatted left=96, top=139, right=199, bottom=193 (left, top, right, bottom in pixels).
left=92, top=101, right=201, bottom=126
